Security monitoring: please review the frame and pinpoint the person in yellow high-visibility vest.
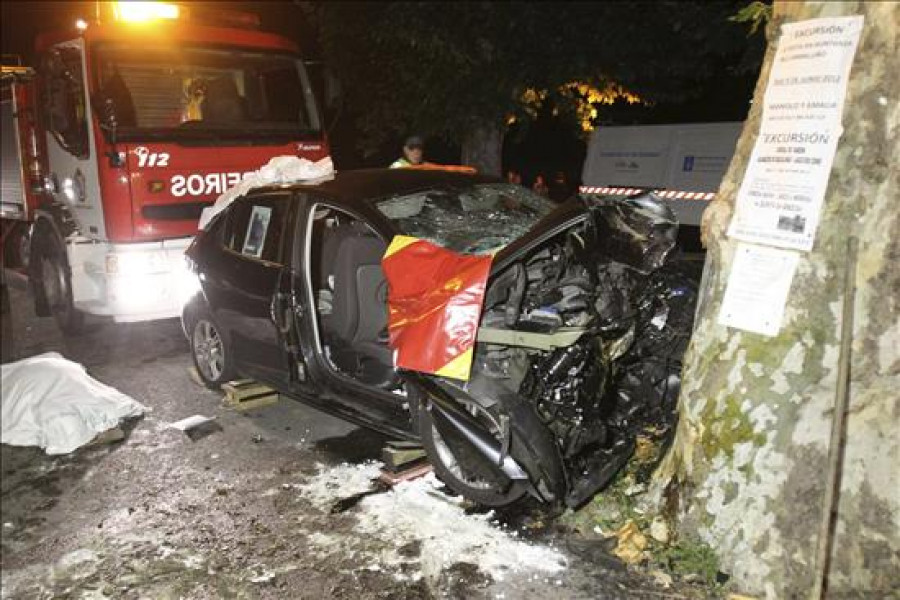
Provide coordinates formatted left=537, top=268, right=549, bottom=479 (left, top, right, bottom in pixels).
left=390, top=135, right=425, bottom=168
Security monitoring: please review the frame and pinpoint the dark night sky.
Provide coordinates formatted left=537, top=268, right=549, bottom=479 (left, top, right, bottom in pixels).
left=2, top=2, right=83, bottom=63
left=2, top=2, right=759, bottom=179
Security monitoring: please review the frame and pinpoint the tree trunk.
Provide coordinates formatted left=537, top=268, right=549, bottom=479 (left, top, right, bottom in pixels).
left=461, top=121, right=504, bottom=177
left=667, top=2, right=899, bottom=597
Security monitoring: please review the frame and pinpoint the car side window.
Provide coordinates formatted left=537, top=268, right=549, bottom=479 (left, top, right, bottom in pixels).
left=223, top=195, right=289, bottom=265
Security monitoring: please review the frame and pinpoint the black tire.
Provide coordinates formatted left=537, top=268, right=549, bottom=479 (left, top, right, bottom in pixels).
left=32, top=228, right=84, bottom=335
left=186, top=303, right=236, bottom=389
left=415, top=387, right=527, bottom=507
left=1, top=223, right=29, bottom=270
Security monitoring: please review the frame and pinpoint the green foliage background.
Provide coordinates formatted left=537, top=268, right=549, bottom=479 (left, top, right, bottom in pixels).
left=303, top=1, right=765, bottom=154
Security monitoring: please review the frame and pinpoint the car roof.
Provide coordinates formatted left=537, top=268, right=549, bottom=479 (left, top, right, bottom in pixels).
left=253, top=167, right=499, bottom=206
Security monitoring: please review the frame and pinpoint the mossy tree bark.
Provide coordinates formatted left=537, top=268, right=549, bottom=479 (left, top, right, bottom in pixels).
left=667, top=2, right=899, bottom=597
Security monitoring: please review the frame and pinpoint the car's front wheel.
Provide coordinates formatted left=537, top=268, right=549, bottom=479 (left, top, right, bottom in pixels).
left=188, top=306, right=235, bottom=389
left=416, top=389, right=527, bottom=507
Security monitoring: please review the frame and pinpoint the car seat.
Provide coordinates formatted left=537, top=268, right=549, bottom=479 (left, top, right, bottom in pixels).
left=325, top=222, right=395, bottom=386
left=202, top=76, right=247, bottom=123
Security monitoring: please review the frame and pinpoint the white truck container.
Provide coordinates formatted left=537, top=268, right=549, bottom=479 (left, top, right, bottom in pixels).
left=580, top=122, right=743, bottom=243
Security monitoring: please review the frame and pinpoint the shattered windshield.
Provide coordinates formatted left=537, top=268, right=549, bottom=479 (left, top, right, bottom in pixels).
left=375, top=184, right=557, bottom=254
left=94, top=44, right=321, bottom=139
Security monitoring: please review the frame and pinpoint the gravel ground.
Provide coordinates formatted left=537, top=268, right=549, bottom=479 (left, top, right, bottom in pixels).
left=1, top=277, right=715, bottom=599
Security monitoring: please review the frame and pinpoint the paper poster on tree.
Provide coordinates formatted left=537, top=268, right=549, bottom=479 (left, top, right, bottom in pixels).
left=718, top=242, right=800, bottom=336
left=728, top=15, right=864, bottom=252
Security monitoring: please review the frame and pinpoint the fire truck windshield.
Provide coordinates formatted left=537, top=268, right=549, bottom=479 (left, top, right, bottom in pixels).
left=94, top=44, right=322, bottom=141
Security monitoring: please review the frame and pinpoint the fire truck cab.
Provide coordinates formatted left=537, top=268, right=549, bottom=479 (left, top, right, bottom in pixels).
left=1, top=2, right=328, bottom=332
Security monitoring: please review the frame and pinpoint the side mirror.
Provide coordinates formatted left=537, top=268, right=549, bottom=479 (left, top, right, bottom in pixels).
left=324, top=68, right=342, bottom=111
left=96, top=96, right=118, bottom=136
left=322, top=68, right=343, bottom=135
left=95, top=96, right=124, bottom=167
left=304, top=60, right=342, bottom=134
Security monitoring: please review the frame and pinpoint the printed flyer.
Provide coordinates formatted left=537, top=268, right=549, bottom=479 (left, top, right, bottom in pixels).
left=728, top=16, right=864, bottom=251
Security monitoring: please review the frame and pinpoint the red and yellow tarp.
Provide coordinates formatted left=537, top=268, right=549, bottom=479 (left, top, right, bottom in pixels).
left=381, top=235, right=492, bottom=381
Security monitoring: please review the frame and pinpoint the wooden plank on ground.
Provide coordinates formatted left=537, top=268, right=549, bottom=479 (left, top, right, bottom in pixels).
left=378, top=462, right=433, bottom=486
left=221, top=379, right=279, bottom=411
left=382, top=445, right=427, bottom=471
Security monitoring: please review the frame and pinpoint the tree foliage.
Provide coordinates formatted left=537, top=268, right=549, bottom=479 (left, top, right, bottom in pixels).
left=729, top=1, right=773, bottom=35
left=305, top=1, right=764, bottom=156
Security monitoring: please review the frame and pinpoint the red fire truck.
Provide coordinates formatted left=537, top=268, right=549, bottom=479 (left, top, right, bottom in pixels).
left=1, top=2, right=328, bottom=332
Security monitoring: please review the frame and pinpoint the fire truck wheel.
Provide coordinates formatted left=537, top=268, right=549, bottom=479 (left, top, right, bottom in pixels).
left=33, top=229, right=84, bottom=335
left=187, top=305, right=236, bottom=389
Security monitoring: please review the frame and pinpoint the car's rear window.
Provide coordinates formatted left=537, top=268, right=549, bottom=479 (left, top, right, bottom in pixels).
left=374, top=183, right=557, bottom=254
left=223, top=196, right=289, bottom=264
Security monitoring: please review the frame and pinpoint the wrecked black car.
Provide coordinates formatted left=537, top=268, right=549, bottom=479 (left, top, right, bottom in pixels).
left=182, top=168, right=697, bottom=509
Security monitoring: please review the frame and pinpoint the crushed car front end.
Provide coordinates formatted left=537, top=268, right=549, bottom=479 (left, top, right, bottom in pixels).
left=382, top=188, right=699, bottom=508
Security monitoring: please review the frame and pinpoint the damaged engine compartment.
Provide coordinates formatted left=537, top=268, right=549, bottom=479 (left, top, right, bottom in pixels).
left=452, top=195, right=699, bottom=508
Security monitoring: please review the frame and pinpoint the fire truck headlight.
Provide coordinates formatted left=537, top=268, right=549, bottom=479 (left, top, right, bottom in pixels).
left=62, top=177, right=77, bottom=202
left=113, top=276, right=159, bottom=312
left=106, top=251, right=168, bottom=276
left=61, top=175, right=85, bottom=204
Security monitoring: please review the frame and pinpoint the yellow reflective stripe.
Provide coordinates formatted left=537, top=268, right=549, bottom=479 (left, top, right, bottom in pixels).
left=383, top=235, right=420, bottom=259
left=435, top=348, right=474, bottom=381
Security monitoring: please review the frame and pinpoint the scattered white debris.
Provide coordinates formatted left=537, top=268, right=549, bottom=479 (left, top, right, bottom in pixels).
left=296, top=464, right=567, bottom=583
left=1, top=353, right=147, bottom=455
left=182, top=553, right=205, bottom=570
left=249, top=570, right=275, bottom=584
left=305, top=531, right=343, bottom=558
left=297, top=461, right=382, bottom=509
left=159, top=545, right=205, bottom=570
left=167, top=415, right=221, bottom=441
left=167, top=415, right=214, bottom=431
left=54, top=548, right=101, bottom=581
left=650, top=569, right=674, bottom=588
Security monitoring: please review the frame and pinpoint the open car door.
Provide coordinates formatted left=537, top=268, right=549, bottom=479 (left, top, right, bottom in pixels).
left=204, top=191, right=298, bottom=390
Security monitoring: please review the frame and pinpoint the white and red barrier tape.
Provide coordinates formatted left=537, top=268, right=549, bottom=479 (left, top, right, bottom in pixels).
left=579, top=186, right=716, bottom=201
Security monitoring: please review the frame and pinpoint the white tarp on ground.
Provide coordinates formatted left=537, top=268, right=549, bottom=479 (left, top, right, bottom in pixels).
left=198, top=155, right=335, bottom=230
left=1, top=352, right=147, bottom=455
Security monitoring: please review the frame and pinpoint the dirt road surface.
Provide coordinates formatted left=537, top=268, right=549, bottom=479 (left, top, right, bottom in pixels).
left=1, top=276, right=713, bottom=599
